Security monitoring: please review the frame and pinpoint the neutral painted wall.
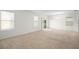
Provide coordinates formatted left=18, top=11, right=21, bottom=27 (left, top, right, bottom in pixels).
left=47, top=13, right=78, bottom=32
left=0, top=10, right=41, bottom=39
left=77, top=11, right=79, bottom=32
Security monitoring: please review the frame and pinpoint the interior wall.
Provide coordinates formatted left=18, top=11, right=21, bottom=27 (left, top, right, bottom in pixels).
left=77, top=11, right=79, bottom=32
left=0, top=10, right=41, bottom=39
left=48, top=15, right=65, bottom=30
left=48, top=13, right=78, bottom=32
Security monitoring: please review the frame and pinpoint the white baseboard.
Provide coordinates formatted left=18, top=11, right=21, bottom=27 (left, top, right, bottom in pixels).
left=0, top=30, right=40, bottom=40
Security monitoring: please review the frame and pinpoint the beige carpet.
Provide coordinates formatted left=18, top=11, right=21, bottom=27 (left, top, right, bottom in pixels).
left=0, top=29, right=79, bottom=49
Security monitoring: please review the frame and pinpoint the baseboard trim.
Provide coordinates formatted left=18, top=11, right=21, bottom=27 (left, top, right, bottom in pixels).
left=0, top=30, right=41, bottom=40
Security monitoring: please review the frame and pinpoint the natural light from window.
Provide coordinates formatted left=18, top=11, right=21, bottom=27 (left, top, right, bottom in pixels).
left=0, top=11, right=14, bottom=31
left=34, top=16, right=38, bottom=27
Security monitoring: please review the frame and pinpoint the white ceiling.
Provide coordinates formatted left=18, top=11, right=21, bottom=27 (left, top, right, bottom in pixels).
left=32, top=10, right=77, bottom=15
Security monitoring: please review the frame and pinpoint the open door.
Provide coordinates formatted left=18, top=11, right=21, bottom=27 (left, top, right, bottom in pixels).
left=41, top=17, right=48, bottom=30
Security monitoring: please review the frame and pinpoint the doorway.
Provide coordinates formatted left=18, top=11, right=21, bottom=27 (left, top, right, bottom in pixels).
left=41, top=17, right=48, bottom=30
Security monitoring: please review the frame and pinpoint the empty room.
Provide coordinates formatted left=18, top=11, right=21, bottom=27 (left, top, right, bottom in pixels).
left=0, top=10, right=79, bottom=49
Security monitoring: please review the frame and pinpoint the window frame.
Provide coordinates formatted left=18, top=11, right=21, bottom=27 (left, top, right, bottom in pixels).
left=34, top=16, right=39, bottom=27
left=0, top=11, right=15, bottom=31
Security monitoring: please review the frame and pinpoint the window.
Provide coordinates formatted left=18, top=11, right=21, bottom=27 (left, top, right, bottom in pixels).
left=0, top=11, right=14, bottom=31
left=65, top=17, right=73, bottom=26
left=34, top=16, right=38, bottom=27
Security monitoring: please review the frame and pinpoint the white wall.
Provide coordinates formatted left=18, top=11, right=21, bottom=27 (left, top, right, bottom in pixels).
left=47, top=12, right=78, bottom=32
left=0, top=10, right=41, bottom=39
left=48, top=15, right=65, bottom=30
left=77, top=11, right=79, bottom=32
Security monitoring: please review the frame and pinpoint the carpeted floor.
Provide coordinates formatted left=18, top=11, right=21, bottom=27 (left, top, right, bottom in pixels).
left=0, top=29, right=79, bottom=49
